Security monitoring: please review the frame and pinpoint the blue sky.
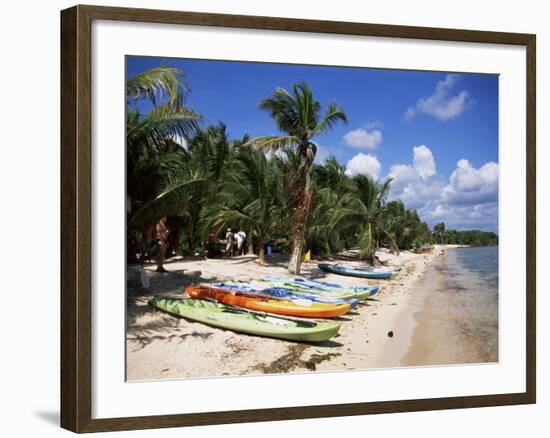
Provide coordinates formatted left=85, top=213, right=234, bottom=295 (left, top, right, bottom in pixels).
left=127, top=56, right=499, bottom=232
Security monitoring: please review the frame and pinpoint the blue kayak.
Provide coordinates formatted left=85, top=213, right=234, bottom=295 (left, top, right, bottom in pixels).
left=265, top=276, right=378, bottom=296
left=318, top=263, right=393, bottom=279
left=350, top=263, right=402, bottom=273
left=212, top=283, right=359, bottom=308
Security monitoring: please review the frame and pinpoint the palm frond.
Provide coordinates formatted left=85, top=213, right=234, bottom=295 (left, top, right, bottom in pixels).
left=127, top=67, right=188, bottom=106
left=129, top=174, right=205, bottom=227
left=313, top=101, right=348, bottom=135
left=245, top=135, right=300, bottom=152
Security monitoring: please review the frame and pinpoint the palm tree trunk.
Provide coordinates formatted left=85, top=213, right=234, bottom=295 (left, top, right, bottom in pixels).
left=362, top=223, right=377, bottom=265
left=288, top=159, right=314, bottom=274
left=257, top=236, right=266, bottom=263
left=247, top=231, right=254, bottom=255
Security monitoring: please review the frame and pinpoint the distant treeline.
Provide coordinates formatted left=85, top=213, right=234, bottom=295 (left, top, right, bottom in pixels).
left=431, top=223, right=498, bottom=247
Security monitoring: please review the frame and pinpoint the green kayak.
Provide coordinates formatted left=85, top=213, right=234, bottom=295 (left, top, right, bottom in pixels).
left=150, top=297, right=341, bottom=343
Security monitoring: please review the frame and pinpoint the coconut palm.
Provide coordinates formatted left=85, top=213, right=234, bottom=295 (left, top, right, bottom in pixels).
left=126, top=67, right=202, bottom=260
left=181, top=123, right=244, bottom=252
left=127, top=67, right=201, bottom=218
left=250, top=82, right=347, bottom=273
left=313, top=157, right=353, bottom=197
left=331, top=174, right=393, bottom=263
left=381, top=200, right=418, bottom=253
left=203, top=149, right=284, bottom=262
left=304, top=158, right=354, bottom=256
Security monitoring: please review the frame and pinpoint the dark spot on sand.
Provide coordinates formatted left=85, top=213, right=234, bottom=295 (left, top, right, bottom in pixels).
left=250, top=345, right=341, bottom=373
left=388, top=331, right=394, bottom=338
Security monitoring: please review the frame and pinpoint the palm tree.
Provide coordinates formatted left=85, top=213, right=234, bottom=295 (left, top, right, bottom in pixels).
left=432, top=222, right=446, bottom=244
left=203, top=149, right=284, bottom=262
left=126, top=67, right=201, bottom=213
left=313, top=157, right=353, bottom=198
left=305, top=158, right=354, bottom=256
left=126, top=67, right=202, bottom=259
left=382, top=200, right=417, bottom=253
left=331, top=175, right=392, bottom=263
left=249, top=82, right=347, bottom=273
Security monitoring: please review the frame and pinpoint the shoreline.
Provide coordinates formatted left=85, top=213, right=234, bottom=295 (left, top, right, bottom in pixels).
left=125, top=244, right=480, bottom=380
left=401, top=246, right=499, bottom=366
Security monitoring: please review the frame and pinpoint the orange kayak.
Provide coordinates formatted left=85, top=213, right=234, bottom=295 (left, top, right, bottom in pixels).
left=185, top=285, right=350, bottom=318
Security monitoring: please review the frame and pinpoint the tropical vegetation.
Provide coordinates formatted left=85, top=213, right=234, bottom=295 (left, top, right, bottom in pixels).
left=432, top=222, right=498, bottom=246
left=126, top=66, right=498, bottom=272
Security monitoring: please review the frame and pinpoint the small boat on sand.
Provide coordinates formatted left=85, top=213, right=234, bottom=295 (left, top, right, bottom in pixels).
left=265, top=277, right=379, bottom=298
left=213, top=283, right=360, bottom=308
left=186, top=285, right=351, bottom=318
left=318, top=263, right=393, bottom=279
left=150, top=296, right=340, bottom=342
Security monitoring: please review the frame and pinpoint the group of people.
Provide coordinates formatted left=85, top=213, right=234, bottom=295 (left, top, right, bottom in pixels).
left=224, top=228, right=247, bottom=257
left=153, top=220, right=248, bottom=273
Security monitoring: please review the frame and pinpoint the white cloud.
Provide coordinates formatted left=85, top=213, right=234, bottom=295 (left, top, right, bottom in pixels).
left=443, top=159, right=499, bottom=204
left=419, top=201, right=498, bottom=231
left=413, top=145, right=436, bottom=179
left=345, top=153, right=381, bottom=179
left=388, top=163, right=418, bottom=185
left=384, top=145, right=498, bottom=230
left=405, top=74, right=474, bottom=121
left=344, top=127, right=383, bottom=149
left=387, top=145, right=441, bottom=205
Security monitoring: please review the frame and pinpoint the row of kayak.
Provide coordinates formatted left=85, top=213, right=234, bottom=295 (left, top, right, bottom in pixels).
left=150, top=276, right=382, bottom=343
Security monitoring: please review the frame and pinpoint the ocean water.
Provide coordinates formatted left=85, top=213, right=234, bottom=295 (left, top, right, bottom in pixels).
left=435, top=246, right=499, bottom=362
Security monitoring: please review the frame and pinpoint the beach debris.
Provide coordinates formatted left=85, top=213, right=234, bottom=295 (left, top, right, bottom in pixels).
left=387, top=331, right=394, bottom=338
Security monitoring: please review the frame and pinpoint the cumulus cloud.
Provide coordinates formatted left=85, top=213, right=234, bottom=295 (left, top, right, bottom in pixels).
left=405, top=74, right=474, bottom=121
left=413, top=145, right=436, bottom=179
left=443, top=159, right=499, bottom=205
left=345, top=153, right=381, bottom=179
left=387, top=145, right=440, bottom=204
left=344, top=127, right=383, bottom=149
left=385, top=145, right=498, bottom=230
left=420, top=201, right=498, bottom=231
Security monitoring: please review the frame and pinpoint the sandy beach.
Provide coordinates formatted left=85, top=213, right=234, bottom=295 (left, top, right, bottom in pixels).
left=126, top=244, right=495, bottom=381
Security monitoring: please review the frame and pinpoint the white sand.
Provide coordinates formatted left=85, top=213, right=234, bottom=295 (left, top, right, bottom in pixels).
left=126, top=246, right=449, bottom=381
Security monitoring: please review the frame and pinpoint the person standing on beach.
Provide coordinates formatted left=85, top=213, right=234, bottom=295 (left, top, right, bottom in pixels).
left=235, top=230, right=246, bottom=256
left=225, top=228, right=234, bottom=258
left=155, top=217, right=169, bottom=272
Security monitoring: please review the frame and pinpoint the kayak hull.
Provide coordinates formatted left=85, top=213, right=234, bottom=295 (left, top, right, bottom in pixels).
left=264, top=278, right=377, bottom=300
left=318, top=263, right=393, bottom=279
left=186, top=285, right=351, bottom=318
left=213, top=283, right=360, bottom=308
left=151, top=297, right=340, bottom=342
